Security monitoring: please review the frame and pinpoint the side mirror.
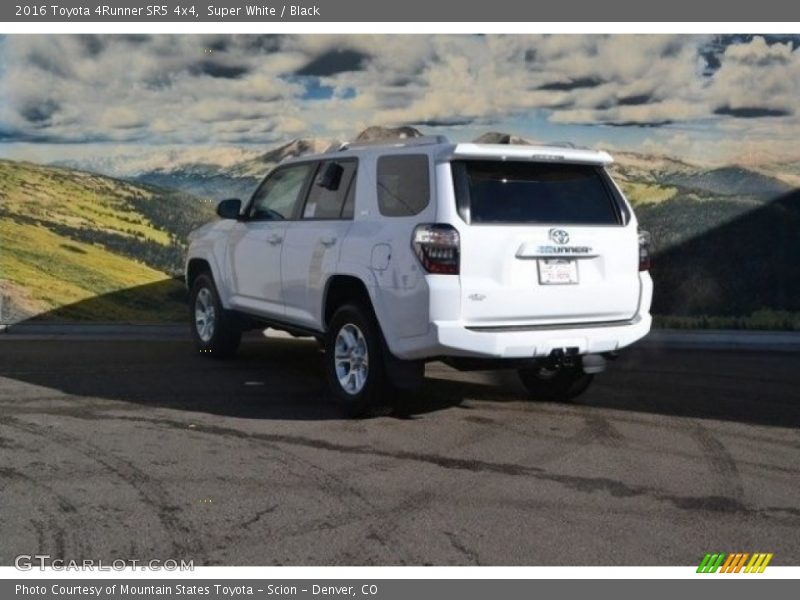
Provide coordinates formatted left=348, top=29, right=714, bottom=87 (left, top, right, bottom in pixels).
left=216, top=198, right=242, bottom=219
left=316, top=162, right=344, bottom=191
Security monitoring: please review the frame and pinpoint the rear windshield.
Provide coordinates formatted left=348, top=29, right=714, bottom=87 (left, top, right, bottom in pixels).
left=451, top=160, right=621, bottom=225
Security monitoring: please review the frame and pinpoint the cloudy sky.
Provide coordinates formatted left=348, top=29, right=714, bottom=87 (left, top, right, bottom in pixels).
left=1, top=34, right=800, bottom=169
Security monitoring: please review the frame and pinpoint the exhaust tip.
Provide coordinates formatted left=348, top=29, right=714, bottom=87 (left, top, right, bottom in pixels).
left=582, top=354, right=607, bottom=374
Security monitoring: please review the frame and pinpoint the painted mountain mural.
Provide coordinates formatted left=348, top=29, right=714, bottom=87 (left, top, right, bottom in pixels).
left=0, top=160, right=214, bottom=322
left=2, top=34, right=800, bottom=328
left=1, top=130, right=798, bottom=328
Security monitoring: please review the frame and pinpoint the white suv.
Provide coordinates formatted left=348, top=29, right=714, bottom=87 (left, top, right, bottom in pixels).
left=186, top=136, right=653, bottom=416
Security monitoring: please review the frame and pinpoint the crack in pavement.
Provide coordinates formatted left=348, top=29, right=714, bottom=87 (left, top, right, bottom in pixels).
left=444, top=531, right=481, bottom=565
left=240, top=505, right=278, bottom=529
left=1, top=416, right=208, bottom=562
left=80, top=413, right=800, bottom=524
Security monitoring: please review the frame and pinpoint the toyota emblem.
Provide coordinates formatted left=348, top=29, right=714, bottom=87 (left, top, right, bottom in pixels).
left=549, top=228, right=570, bottom=245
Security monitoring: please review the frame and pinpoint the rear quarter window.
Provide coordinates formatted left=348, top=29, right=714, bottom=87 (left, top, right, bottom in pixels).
left=452, top=160, right=621, bottom=225
left=376, top=154, right=430, bottom=217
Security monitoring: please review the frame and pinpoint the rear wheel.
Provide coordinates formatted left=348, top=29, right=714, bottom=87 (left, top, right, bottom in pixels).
left=518, top=365, right=593, bottom=402
left=190, top=273, right=241, bottom=358
left=324, top=304, right=387, bottom=417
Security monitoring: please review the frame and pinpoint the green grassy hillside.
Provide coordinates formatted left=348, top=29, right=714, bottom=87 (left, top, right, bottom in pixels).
left=0, top=160, right=215, bottom=323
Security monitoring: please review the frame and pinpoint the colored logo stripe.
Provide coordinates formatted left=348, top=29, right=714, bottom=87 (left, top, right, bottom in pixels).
left=697, top=552, right=773, bottom=573
left=721, top=553, right=737, bottom=572
left=745, top=553, right=773, bottom=573
left=697, top=553, right=726, bottom=573
left=733, top=553, right=749, bottom=573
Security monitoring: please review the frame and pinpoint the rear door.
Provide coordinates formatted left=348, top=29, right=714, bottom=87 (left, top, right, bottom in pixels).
left=451, top=159, right=640, bottom=326
left=281, top=159, right=357, bottom=329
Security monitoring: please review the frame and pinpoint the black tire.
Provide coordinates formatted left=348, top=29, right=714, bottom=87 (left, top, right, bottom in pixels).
left=189, top=273, right=241, bottom=359
left=518, top=365, right=593, bottom=402
left=324, top=303, right=387, bottom=418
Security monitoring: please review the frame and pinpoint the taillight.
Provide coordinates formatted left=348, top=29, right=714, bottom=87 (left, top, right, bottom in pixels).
left=412, top=224, right=460, bottom=275
left=638, top=230, right=651, bottom=271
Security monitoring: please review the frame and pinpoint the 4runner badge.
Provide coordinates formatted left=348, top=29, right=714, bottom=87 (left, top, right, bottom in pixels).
left=549, top=229, right=570, bottom=245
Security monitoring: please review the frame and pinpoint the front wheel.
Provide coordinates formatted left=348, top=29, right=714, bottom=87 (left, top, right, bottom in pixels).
left=324, top=304, right=387, bottom=417
left=190, top=273, right=241, bottom=358
left=518, top=365, right=593, bottom=402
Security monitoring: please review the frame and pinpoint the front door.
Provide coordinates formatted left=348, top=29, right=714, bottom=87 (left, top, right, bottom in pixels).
left=227, top=162, right=315, bottom=318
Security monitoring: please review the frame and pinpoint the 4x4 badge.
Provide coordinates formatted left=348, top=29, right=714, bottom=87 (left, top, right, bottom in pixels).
left=549, top=229, right=570, bottom=245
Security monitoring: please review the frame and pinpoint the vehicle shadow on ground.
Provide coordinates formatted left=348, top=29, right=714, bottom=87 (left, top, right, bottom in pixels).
left=2, top=275, right=799, bottom=427
left=1, top=327, right=798, bottom=427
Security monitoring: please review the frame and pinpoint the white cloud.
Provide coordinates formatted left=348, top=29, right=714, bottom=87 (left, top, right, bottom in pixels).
left=2, top=34, right=800, bottom=163
left=707, top=36, right=800, bottom=115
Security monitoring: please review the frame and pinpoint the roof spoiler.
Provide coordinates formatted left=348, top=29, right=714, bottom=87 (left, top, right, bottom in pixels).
left=444, top=143, right=614, bottom=165
left=333, top=135, right=450, bottom=152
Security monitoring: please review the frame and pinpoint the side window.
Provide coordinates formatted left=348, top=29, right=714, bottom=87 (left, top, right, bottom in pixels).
left=248, top=163, right=313, bottom=221
left=376, top=154, right=430, bottom=217
left=302, top=160, right=357, bottom=220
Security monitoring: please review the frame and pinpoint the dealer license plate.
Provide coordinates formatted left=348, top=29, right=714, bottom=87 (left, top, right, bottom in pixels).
left=537, top=259, right=578, bottom=285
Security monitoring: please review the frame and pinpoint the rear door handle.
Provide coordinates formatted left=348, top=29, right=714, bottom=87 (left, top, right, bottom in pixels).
left=267, top=233, right=283, bottom=245
left=320, top=236, right=337, bottom=247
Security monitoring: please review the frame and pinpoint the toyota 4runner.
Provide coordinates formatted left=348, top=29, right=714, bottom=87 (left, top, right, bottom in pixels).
left=186, top=136, right=653, bottom=416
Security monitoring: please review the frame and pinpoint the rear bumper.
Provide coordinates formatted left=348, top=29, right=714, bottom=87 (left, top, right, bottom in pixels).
left=385, top=271, right=654, bottom=360
left=391, top=313, right=652, bottom=360
left=441, top=313, right=651, bottom=358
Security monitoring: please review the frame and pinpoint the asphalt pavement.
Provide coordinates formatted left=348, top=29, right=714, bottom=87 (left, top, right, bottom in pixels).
left=0, top=333, right=798, bottom=566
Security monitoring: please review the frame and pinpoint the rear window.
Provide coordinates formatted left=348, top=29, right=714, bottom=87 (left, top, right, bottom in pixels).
left=452, top=160, right=620, bottom=225
left=376, top=154, right=430, bottom=217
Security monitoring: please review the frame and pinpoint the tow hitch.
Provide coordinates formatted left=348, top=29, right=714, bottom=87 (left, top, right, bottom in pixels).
left=546, top=347, right=579, bottom=367
left=547, top=348, right=607, bottom=374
